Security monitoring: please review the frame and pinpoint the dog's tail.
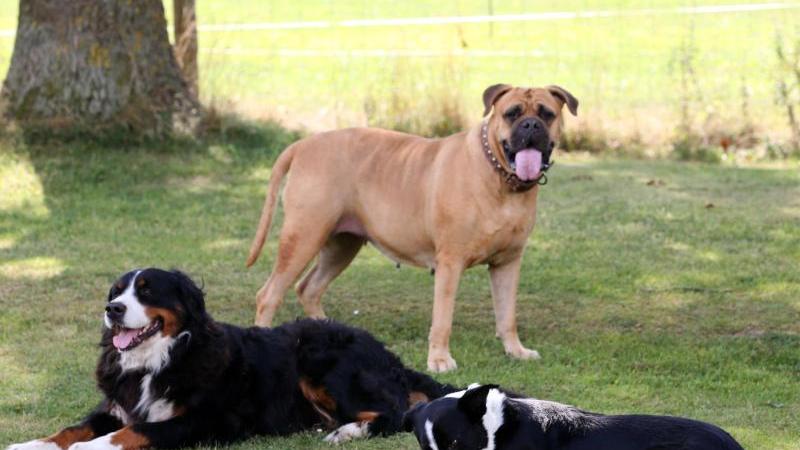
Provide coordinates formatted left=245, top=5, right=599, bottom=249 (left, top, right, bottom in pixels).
left=246, top=145, right=295, bottom=267
left=404, top=368, right=460, bottom=402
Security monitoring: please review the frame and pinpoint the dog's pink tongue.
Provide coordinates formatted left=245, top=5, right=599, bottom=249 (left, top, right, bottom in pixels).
left=113, top=329, right=138, bottom=350
left=514, top=149, right=542, bottom=181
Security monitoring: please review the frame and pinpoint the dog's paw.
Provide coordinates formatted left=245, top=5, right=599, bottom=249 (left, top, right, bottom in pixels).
left=68, top=434, right=117, bottom=450
left=323, top=422, right=369, bottom=444
left=427, top=353, right=458, bottom=373
left=7, top=441, right=60, bottom=450
left=505, top=346, right=541, bottom=361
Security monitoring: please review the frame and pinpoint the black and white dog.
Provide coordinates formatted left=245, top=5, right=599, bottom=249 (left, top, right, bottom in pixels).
left=403, top=384, right=745, bottom=450
left=7, top=268, right=455, bottom=450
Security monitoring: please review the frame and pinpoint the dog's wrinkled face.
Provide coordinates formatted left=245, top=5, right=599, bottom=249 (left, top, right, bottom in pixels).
left=483, top=84, right=578, bottom=182
left=403, top=384, right=504, bottom=450
left=104, top=268, right=206, bottom=371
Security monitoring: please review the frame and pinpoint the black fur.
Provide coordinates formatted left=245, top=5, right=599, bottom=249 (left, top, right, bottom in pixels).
left=59, top=268, right=457, bottom=448
left=404, top=384, right=745, bottom=450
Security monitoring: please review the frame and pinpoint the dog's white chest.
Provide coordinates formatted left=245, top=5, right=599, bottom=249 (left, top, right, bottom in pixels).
left=134, top=374, right=175, bottom=422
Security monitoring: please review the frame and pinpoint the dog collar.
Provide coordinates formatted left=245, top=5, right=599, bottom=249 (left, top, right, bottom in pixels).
left=480, top=122, right=549, bottom=192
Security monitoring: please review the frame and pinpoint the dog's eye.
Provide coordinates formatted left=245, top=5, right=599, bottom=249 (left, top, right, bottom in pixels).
left=539, top=106, right=556, bottom=122
left=140, top=288, right=152, bottom=297
left=503, top=106, right=522, bottom=121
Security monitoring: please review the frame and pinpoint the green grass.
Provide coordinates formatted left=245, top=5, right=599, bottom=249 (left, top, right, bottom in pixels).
left=1, top=1, right=800, bottom=143
left=1, top=124, right=799, bottom=449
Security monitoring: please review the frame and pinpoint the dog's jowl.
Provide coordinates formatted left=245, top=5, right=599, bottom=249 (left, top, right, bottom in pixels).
left=246, top=84, right=578, bottom=372
left=6, top=268, right=456, bottom=450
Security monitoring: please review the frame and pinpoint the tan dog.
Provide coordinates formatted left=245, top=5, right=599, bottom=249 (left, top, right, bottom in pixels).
left=246, top=84, right=578, bottom=372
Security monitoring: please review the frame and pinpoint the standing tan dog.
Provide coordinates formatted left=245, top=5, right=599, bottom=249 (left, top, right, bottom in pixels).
left=246, top=84, right=578, bottom=373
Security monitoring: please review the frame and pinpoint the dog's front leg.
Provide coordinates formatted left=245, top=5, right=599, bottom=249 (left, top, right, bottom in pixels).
left=7, top=403, right=124, bottom=450
left=490, top=257, right=540, bottom=360
left=427, top=258, right=464, bottom=373
left=67, top=415, right=199, bottom=450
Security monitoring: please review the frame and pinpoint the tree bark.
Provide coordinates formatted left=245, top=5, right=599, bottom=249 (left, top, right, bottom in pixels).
left=173, top=0, right=198, bottom=98
left=1, top=0, right=201, bottom=137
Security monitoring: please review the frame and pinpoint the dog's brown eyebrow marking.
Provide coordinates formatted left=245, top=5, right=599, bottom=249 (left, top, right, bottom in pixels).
left=136, top=277, right=146, bottom=287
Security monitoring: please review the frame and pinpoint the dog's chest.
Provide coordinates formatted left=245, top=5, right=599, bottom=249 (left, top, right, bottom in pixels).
left=113, top=372, right=176, bottom=423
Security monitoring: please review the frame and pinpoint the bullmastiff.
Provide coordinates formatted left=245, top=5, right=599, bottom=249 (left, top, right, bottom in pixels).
left=246, top=84, right=578, bottom=372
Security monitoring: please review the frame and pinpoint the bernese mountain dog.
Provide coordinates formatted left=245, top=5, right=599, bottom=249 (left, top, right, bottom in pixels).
left=7, top=268, right=456, bottom=450
left=402, top=384, right=745, bottom=450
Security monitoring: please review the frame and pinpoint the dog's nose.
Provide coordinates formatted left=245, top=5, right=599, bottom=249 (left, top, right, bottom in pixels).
left=519, top=118, right=544, bottom=132
left=105, top=302, right=126, bottom=321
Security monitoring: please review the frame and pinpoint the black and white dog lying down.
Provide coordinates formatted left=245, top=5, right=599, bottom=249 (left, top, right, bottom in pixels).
left=7, top=268, right=456, bottom=450
left=403, top=384, right=744, bottom=450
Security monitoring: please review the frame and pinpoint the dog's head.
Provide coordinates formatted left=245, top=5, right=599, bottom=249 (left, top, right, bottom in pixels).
left=482, top=84, right=578, bottom=182
left=103, top=268, right=209, bottom=371
left=403, top=384, right=506, bottom=450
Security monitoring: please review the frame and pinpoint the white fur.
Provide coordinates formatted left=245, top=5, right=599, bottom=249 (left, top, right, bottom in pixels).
left=512, top=397, right=588, bottom=431
left=444, top=383, right=482, bottom=399
left=146, top=398, right=175, bottom=422
left=67, top=433, right=118, bottom=450
left=424, top=420, right=440, bottom=450
left=6, top=440, right=61, bottom=450
left=109, top=402, right=130, bottom=425
left=118, top=333, right=175, bottom=373
left=134, top=374, right=154, bottom=415
left=481, top=388, right=506, bottom=450
left=106, top=271, right=149, bottom=329
left=132, top=374, right=175, bottom=423
left=323, top=422, right=370, bottom=444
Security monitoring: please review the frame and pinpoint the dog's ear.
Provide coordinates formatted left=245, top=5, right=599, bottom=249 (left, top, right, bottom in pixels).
left=483, top=84, right=513, bottom=117
left=547, top=85, right=578, bottom=116
left=171, top=270, right=207, bottom=324
left=402, top=402, right=425, bottom=432
left=457, top=384, right=499, bottom=422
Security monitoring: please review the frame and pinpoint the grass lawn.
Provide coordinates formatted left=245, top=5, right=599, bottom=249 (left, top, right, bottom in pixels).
left=0, top=125, right=798, bottom=449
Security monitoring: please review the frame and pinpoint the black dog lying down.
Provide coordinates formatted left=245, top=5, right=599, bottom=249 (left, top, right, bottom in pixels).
left=403, top=384, right=744, bottom=450
left=7, top=268, right=454, bottom=450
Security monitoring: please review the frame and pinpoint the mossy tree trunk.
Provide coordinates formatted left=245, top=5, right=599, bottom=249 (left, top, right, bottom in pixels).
left=1, top=0, right=201, bottom=137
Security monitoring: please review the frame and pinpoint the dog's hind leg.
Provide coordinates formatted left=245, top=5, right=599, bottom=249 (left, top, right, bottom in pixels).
left=255, top=221, right=334, bottom=327
left=490, top=256, right=540, bottom=360
left=295, top=233, right=364, bottom=319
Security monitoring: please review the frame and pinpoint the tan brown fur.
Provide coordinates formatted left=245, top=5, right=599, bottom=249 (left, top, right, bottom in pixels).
left=299, top=378, right=337, bottom=427
left=109, top=428, right=150, bottom=450
left=44, top=426, right=95, bottom=449
left=247, top=85, right=577, bottom=372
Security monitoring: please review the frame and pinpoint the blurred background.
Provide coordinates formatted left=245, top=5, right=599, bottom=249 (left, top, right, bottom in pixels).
left=3, top=0, right=798, bottom=159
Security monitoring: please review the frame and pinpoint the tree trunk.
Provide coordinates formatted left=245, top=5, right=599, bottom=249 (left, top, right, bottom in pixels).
left=1, top=0, right=201, bottom=137
left=173, top=0, right=198, bottom=98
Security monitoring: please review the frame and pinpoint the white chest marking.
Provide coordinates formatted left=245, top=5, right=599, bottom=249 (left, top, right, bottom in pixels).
left=118, top=333, right=175, bottom=373
left=133, top=374, right=175, bottom=422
